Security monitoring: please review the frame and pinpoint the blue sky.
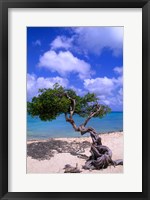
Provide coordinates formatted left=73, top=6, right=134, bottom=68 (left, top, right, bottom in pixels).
left=27, top=27, right=123, bottom=111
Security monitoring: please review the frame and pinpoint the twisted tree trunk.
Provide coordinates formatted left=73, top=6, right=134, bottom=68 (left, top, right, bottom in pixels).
left=64, top=93, right=123, bottom=170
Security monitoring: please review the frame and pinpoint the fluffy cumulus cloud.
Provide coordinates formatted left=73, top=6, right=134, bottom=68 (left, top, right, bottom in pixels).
left=84, top=77, right=115, bottom=96
left=83, top=68, right=123, bottom=108
left=50, top=36, right=73, bottom=50
left=73, top=27, right=123, bottom=56
left=49, top=27, right=123, bottom=57
left=27, top=74, right=68, bottom=100
left=38, top=50, right=92, bottom=79
left=70, top=85, right=86, bottom=97
left=72, top=27, right=123, bottom=56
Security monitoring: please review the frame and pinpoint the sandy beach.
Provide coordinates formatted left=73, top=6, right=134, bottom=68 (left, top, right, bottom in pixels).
left=27, top=132, right=123, bottom=174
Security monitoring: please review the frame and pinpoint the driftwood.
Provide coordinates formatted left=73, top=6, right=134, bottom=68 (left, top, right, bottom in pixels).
left=63, top=164, right=81, bottom=173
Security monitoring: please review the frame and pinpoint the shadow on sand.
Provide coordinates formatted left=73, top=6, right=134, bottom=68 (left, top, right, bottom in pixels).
left=27, top=139, right=90, bottom=160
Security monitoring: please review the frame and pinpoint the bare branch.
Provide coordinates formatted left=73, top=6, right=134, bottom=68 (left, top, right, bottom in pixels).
left=65, top=113, right=79, bottom=132
left=83, top=105, right=101, bottom=127
left=64, top=92, right=76, bottom=118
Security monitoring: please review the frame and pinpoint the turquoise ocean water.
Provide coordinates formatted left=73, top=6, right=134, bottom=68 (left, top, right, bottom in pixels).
left=27, top=112, right=123, bottom=140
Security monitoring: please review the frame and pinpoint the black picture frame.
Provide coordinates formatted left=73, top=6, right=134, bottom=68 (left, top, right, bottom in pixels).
left=0, top=0, right=150, bottom=199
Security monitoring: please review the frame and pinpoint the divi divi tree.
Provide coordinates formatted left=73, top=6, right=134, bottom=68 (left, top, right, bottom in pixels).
left=27, top=83, right=123, bottom=170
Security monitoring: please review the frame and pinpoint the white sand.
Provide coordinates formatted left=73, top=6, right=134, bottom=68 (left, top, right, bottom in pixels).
left=27, top=132, right=123, bottom=174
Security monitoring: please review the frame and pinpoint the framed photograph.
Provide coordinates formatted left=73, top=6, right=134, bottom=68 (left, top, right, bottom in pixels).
left=0, top=0, right=150, bottom=199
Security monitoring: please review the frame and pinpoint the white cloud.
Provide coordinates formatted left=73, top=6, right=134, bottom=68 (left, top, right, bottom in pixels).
left=107, top=89, right=123, bottom=107
left=84, top=75, right=123, bottom=108
left=73, top=27, right=123, bottom=56
left=38, top=50, right=92, bottom=79
left=49, top=27, right=123, bottom=57
left=84, top=76, right=122, bottom=96
left=114, top=66, right=123, bottom=75
left=50, top=36, right=73, bottom=50
left=27, top=74, right=68, bottom=100
left=118, top=88, right=123, bottom=96
left=70, top=85, right=86, bottom=97
left=32, top=40, right=41, bottom=46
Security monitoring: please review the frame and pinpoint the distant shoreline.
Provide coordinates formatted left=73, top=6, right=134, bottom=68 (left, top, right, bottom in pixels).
left=27, top=130, right=124, bottom=143
left=27, top=130, right=123, bottom=142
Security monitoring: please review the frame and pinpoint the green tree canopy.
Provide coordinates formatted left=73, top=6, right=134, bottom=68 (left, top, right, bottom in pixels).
left=27, top=83, right=111, bottom=122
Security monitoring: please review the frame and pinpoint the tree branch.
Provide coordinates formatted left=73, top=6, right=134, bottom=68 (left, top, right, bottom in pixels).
left=65, top=113, right=79, bottom=132
left=64, top=95, right=102, bottom=141
left=82, top=104, right=101, bottom=127
left=64, top=92, right=76, bottom=118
